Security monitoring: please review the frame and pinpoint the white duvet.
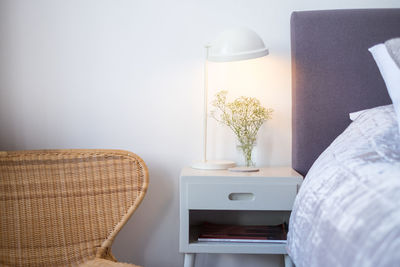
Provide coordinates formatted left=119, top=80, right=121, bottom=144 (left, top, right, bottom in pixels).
left=287, top=105, right=400, bottom=267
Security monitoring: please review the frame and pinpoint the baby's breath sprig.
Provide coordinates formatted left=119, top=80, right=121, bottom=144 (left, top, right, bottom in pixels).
left=211, top=90, right=273, bottom=167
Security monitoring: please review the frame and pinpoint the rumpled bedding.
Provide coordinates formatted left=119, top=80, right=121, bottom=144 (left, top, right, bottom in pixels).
left=287, top=104, right=400, bottom=267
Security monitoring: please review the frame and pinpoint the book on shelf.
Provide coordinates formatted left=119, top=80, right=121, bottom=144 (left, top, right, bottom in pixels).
left=197, top=222, right=287, bottom=244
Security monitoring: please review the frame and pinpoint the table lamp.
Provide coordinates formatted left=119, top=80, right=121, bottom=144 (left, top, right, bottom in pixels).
left=191, top=28, right=269, bottom=170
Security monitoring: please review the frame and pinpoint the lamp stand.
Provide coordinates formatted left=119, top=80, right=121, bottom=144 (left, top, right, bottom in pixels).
left=191, top=45, right=236, bottom=170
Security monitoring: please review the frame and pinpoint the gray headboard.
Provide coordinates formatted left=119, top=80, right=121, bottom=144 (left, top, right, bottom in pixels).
left=291, top=9, right=400, bottom=177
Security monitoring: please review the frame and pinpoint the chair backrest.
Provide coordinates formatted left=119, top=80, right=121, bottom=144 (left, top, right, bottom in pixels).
left=0, top=149, right=148, bottom=266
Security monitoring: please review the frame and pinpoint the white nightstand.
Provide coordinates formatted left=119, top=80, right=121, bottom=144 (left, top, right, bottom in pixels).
left=179, top=167, right=302, bottom=267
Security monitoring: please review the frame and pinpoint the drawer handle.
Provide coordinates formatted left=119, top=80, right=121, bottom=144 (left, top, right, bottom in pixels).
left=228, top=193, right=255, bottom=201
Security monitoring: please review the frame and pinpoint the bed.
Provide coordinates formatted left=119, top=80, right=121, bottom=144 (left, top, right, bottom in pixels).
left=288, top=9, right=400, bottom=267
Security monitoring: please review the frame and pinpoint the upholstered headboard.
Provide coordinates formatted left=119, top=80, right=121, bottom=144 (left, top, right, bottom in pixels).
left=291, top=9, right=400, bottom=177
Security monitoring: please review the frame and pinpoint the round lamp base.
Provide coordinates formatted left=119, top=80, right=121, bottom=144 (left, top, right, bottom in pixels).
left=191, top=160, right=236, bottom=170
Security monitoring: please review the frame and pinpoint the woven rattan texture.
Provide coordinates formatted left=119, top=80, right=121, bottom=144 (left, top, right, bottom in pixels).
left=78, top=258, right=140, bottom=267
left=0, top=149, right=148, bottom=267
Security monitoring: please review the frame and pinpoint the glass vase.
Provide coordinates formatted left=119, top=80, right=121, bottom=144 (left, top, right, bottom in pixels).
left=237, top=142, right=256, bottom=167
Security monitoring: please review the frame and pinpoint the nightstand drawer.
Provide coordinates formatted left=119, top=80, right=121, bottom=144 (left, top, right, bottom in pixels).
left=186, top=183, right=297, bottom=210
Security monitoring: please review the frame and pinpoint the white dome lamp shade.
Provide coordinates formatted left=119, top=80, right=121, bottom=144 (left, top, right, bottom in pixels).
left=208, top=28, right=269, bottom=62
left=191, top=28, right=268, bottom=170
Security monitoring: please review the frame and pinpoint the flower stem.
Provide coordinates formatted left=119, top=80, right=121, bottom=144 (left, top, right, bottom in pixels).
left=238, top=142, right=255, bottom=167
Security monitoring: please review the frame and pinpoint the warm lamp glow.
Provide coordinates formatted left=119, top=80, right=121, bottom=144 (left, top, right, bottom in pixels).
left=191, top=28, right=269, bottom=170
left=207, top=55, right=291, bottom=166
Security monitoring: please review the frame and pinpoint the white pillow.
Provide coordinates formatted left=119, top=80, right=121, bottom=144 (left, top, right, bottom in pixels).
left=349, top=110, right=365, bottom=121
left=369, top=40, right=400, bottom=132
left=349, top=104, right=394, bottom=121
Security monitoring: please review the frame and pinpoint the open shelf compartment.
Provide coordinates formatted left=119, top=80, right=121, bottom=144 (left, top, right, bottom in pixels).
left=185, top=210, right=291, bottom=254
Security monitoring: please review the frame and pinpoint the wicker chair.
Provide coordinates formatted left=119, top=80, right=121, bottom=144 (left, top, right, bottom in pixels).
left=0, top=149, right=149, bottom=267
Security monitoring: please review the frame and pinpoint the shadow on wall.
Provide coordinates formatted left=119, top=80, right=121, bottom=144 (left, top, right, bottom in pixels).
left=112, top=161, right=175, bottom=266
left=0, top=95, right=22, bottom=150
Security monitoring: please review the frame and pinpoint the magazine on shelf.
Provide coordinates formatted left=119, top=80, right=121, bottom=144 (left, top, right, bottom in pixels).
left=197, top=222, right=287, bottom=244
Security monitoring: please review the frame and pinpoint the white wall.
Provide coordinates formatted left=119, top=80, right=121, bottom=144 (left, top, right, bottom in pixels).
left=0, top=1, right=398, bottom=266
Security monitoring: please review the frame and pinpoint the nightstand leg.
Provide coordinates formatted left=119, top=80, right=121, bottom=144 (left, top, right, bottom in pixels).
left=284, top=254, right=294, bottom=267
left=184, top=253, right=196, bottom=267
